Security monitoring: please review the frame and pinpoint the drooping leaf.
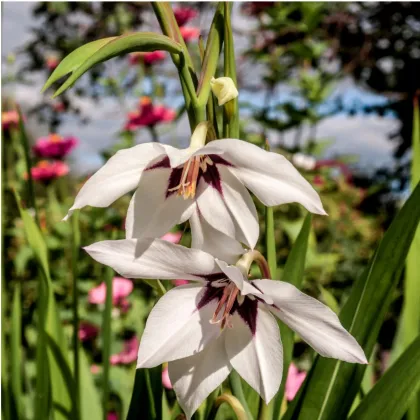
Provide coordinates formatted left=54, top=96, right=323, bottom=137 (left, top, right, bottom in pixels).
left=42, top=38, right=116, bottom=91
left=283, top=181, right=420, bottom=420
left=44, top=32, right=183, bottom=97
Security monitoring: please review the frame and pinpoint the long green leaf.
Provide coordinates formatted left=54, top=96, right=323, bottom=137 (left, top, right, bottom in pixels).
left=10, top=283, right=22, bottom=419
left=391, top=95, right=420, bottom=420
left=126, top=367, right=162, bottom=420
left=15, top=192, right=74, bottom=420
left=78, top=348, right=103, bottom=420
left=283, top=181, right=420, bottom=420
left=197, top=3, right=225, bottom=108
left=223, top=2, right=239, bottom=138
left=349, top=335, right=420, bottom=420
left=49, top=32, right=182, bottom=97
left=273, top=214, right=312, bottom=419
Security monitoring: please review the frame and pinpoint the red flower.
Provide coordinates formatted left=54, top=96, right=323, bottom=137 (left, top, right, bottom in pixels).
left=46, top=56, right=59, bottom=71
left=2, top=111, right=20, bottom=130
left=29, top=160, right=69, bottom=182
left=78, top=321, right=99, bottom=342
left=129, top=51, right=166, bottom=66
left=110, top=336, right=139, bottom=365
left=125, top=97, right=175, bottom=130
left=33, top=134, right=78, bottom=159
left=174, top=6, right=198, bottom=26
left=180, top=26, right=200, bottom=42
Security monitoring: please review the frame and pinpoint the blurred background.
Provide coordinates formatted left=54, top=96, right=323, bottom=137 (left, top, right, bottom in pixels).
left=2, top=2, right=420, bottom=420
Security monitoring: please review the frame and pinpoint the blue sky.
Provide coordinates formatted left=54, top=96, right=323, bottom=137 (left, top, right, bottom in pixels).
left=2, top=2, right=399, bottom=175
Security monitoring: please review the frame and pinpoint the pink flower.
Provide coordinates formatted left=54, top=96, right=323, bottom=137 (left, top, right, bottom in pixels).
left=88, top=277, right=133, bottom=306
left=110, top=336, right=139, bottom=365
left=162, top=365, right=173, bottom=389
left=33, top=134, right=78, bottom=159
left=125, top=97, right=175, bottom=130
left=29, top=160, right=69, bottom=182
left=90, top=364, right=101, bottom=374
left=129, top=51, right=166, bottom=66
left=2, top=111, right=20, bottom=130
left=285, top=363, right=306, bottom=401
left=46, top=56, right=59, bottom=71
left=180, top=26, right=200, bottom=42
left=173, top=280, right=189, bottom=287
left=174, top=7, right=198, bottom=26
left=78, top=321, right=99, bottom=341
left=107, top=412, right=118, bottom=420
left=161, top=232, right=182, bottom=244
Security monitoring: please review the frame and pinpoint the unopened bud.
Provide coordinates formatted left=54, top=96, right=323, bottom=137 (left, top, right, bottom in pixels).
left=210, top=77, right=238, bottom=106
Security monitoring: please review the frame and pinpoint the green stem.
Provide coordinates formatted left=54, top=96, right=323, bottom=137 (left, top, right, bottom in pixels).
left=102, top=264, right=114, bottom=420
left=71, top=210, right=81, bottom=419
left=265, top=206, right=277, bottom=277
left=229, top=370, right=253, bottom=420
left=16, top=107, right=38, bottom=223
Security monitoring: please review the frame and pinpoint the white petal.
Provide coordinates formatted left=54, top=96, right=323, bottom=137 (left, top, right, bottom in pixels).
left=225, top=307, right=283, bottom=403
left=209, top=139, right=326, bottom=215
left=161, top=144, right=225, bottom=168
left=84, top=238, right=221, bottom=281
left=214, top=259, right=269, bottom=300
left=196, top=180, right=236, bottom=240
left=218, top=166, right=259, bottom=249
left=189, top=207, right=244, bottom=264
left=64, top=143, right=166, bottom=220
left=254, top=280, right=367, bottom=364
left=137, top=284, right=222, bottom=367
left=169, top=335, right=231, bottom=419
left=125, top=169, right=194, bottom=239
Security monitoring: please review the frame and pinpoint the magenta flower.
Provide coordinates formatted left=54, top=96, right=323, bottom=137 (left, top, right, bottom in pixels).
left=129, top=51, right=166, bottom=66
left=110, top=336, right=139, bottom=365
left=78, top=321, right=99, bottom=341
left=33, top=134, right=78, bottom=159
left=161, top=231, right=182, bottom=244
left=88, top=277, right=133, bottom=306
left=46, top=56, right=59, bottom=71
left=107, top=412, right=118, bottom=420
left=285, top=363, right=306, bottom=401
left=180, top=26, right=200, bottom=42
left=2, top=111, right=20, bottom=130
left=162, top=365, right=173, bottom=389
left=174, top=7, right=198, bottom=26
left=29, top=160, right=69, bottom=182
left=125, top=97, right=175, bottom=130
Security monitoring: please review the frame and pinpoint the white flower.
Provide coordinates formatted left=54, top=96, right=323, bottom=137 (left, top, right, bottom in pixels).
left=292, top=152, right=317, bottom=171
left=85, top=238, right=367, bottom=419
left=210, top=77, right=239, bottom=106
left=65, top=122, right=326, bottom=259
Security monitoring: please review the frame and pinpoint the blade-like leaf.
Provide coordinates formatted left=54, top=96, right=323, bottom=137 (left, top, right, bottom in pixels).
left=283, top=181, right=420, bottom=420
left=14, top=192, right=74, bottom=420
left=52, top=32, right=182, bottom=97
left=391, top=95, right=420, bottom=420
left=41, top=37, right=116, bottom=92
left=349, top=335, right=420, bottom=420
left=126, top=367, right=162, bottom=420
left=273, top=214, right=312, bottom=419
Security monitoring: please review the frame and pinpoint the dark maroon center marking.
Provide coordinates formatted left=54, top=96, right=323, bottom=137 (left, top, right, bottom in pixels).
left=145, top=154, right=233, bottom=198
left=196, top=284, right=258, bottom=335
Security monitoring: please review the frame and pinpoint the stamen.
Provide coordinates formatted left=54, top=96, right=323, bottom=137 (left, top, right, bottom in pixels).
left=210, top=283, right=241, bottom=330
left=167, top=155, right=211, bottom=199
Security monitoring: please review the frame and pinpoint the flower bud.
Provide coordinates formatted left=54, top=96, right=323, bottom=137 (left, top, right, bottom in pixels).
left=210, top=77, right=238, bottom=106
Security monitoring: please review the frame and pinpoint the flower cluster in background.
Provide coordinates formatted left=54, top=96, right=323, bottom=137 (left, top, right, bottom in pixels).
left=28, top=133, right=77, bottom=183
left=124, top=97, right=175, bottom=131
